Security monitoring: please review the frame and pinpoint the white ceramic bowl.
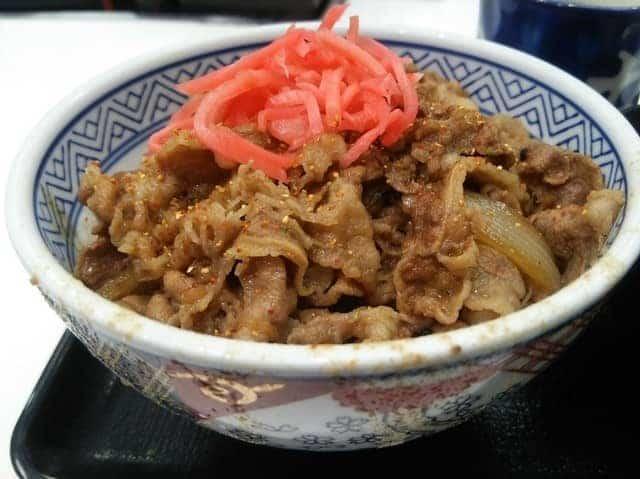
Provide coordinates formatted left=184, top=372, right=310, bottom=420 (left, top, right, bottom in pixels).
left=7, top=25, right=640, bottom=451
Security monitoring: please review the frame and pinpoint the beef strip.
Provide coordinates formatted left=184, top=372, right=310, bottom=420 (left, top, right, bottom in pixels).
left=531, top=189, right=623, bottom=283
left=287, top=306, right=416, bottom=344
left=516, top=141, right=604, bottom=211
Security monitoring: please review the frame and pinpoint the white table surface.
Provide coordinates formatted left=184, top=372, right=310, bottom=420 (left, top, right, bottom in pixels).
left=0, top=1, right=478, bottom=476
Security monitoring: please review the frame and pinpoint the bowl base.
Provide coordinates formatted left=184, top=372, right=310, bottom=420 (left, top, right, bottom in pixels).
left=12, top=284, right=638, bottom=477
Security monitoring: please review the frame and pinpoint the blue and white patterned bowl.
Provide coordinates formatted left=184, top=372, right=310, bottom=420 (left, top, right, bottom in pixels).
left=6, top=26, right=640, bottom=451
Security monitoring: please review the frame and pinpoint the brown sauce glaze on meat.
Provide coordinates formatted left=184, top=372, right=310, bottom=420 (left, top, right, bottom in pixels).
left=75, top=72, right=623, bottom=344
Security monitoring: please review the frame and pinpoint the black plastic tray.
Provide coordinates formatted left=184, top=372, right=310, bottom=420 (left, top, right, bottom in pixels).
left=10, top=256, right=639, bottom=478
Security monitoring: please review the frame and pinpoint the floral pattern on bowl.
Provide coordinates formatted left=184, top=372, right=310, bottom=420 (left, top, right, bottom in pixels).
left=42, top=285, right=597, bottom=450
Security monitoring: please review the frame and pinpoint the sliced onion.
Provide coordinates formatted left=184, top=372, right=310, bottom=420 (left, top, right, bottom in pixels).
left=465, top=191, right=561, bottom=293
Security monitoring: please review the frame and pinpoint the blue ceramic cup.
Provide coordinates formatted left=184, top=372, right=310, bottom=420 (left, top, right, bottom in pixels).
left=480, top=0, right=640, bottom=108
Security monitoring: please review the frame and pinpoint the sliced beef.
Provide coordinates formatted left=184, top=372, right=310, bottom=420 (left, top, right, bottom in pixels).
left=75, top=237, right=137, bottom=300
left=234, top=256, right=297, bottom=342
left=531, top=189, right=623, bottom=282
left=394, top=161, right=478, bottom=325
left=306, top=177, right=381, bottom=294
left=287, top=306, right=416, bottom=344
left=156, top=130, right=228, bottom=184
left=516, top=141, right=604, bottom=211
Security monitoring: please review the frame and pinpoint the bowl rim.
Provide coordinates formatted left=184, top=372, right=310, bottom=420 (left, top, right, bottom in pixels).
left=7, top=24, right=640, bottom=378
